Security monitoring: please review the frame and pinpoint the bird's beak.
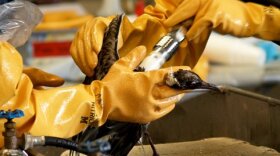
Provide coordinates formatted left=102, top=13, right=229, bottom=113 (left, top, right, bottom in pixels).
left=199, top=81, right=221, bottom=92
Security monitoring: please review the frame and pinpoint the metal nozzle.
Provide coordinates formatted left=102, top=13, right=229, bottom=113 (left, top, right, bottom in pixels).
left=169, top=27, right=186, bottom=43
left=138, top=27, right=186, bottom=71
left=22, top=133, right=45, bottom=150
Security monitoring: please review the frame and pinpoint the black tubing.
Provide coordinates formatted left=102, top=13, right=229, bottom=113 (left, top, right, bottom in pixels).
left=45, top=136, right=107, bottom=154
left=45, top=136, right=79, bottom=151
left=45, top=136, right=91, bottom=154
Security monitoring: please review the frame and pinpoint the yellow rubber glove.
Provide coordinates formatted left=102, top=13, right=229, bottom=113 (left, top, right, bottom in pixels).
left=0, top=42, right=187, bottom=147
left=70, top=15, right=195, bottom=77
left=161, top=0, right=280, bottom=56
left=91, top=46, right=188, bottom=124
left=23, top=67, right=65, bottom=87
left=0, top=41, right=96, bottom=147
left=73, top=0, right=277, bottom=77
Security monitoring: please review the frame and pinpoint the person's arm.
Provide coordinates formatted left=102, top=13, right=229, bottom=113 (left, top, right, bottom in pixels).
left=162, top=0, right=280, bottom=56
left=0, top=42, right=187, bottom=147
left=0, top=42, right=22, bottom=105
left=0, top=41, right=97, bottom=147
left=70, top=14, right=198, bottom=78
left=71, top=0, right=280, bottom=78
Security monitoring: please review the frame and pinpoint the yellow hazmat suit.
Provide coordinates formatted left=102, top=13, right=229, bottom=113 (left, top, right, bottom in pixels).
left=1, top=0, right=280, bottom=148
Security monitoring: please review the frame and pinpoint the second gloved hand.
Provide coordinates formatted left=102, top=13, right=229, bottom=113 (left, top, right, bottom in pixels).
left=23, top=67, right=65, bottom=87
left=90, top=46, right=188, bottom=125
left=158, top=0, right=280, bottom=56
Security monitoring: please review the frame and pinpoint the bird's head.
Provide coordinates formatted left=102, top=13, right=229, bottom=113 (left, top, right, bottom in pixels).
left=166, top=69, right=220, bottom=92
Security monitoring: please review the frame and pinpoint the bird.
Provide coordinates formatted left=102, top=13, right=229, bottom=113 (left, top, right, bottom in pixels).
left=75, top=14, right=145, bottom=156
left=75, top=14, right=220, bottom=156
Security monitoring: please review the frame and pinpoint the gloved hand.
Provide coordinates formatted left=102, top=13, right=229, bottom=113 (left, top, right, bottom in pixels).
left=70, top=15, right=195, bottom=77
left=23, top=67, right=65, bottom=87
left=72, top=0, right=280, bottom=78
left=91, top=46, right=188, bottom=124
left=159, top=0, right=280, bottom=55
left=0, top=42, right=188, bottom=148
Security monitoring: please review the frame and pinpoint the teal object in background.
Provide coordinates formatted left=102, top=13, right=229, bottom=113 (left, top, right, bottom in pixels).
left=257, top=41, right=280, bottom=63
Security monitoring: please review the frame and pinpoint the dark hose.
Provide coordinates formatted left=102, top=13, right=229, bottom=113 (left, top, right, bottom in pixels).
left=45, top=136, right=79, bottom=151
left=44, top=136, right=110, bottom=154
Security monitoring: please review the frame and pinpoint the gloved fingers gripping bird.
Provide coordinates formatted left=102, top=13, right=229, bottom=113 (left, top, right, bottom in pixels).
left=75, top=14, right=220, bottom=156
